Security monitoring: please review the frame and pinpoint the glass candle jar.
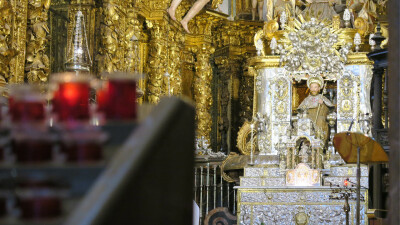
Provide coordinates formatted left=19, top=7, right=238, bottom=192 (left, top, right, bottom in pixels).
left=12, top=131, right=56, bottom=163
left=97, top=73, right=137, bottom=120
left=60, top=128, right=107, bottom=162
left=16, top=178, right=68, bottom=219
left=51, top=72, right=92, bottom=122
left=8, top=84, right=46, bottom=123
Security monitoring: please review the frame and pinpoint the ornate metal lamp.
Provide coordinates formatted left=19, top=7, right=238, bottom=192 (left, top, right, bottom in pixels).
left=65, top=10, right=92, bottom=72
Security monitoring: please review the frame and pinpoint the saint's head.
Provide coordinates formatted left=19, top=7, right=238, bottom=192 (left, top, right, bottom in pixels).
left=307, top=76, right=324, bottom=96
left=310, top=83, right=321, bottom=96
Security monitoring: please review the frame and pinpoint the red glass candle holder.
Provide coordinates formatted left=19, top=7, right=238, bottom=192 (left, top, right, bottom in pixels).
left=12, top=131, right=56, bottom=163
left=97, top=73, right=137, bottom=120
left=60, top=129, right=107, bottom=162
left=8, top=84, right=46, bottom=123
left=16, top=179, right=68, bottom=219
left=51, top=72, right=92, bottom=122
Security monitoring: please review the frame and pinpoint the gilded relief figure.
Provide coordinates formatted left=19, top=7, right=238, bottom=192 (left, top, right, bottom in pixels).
left=167, top=0, right=210, bottom=33
left=297, top=76, right=334, bottom=142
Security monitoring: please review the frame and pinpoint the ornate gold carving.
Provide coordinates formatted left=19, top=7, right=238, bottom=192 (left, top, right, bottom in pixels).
left=125, top=8, right=141, bottom=73
left=248, top=56, right=281, bottom=69
left=0, top=0, right=17, bottom=86
left=263, top=19, right=279, bottom=39
left=354, top=17, right=369, bottom=36
left=146, top=20, right=167, bottom=103
left=221, top=152, right=240, bottom=183
left=25, top=0, right=51, bottom=83
left=237, top=120, right=258, bottom=155
left=98, top=0, right=126, bottom=73
left=194, top=43, right=214, bottom=143
left=9, top=0, right=29, bottom=83
left=165, top=31, right=185, bottom=96
left=347, top=53, right=374, bottom=65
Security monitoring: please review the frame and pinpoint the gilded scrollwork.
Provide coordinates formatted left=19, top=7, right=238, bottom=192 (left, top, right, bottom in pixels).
left=25, top=0, right=51, bottom=83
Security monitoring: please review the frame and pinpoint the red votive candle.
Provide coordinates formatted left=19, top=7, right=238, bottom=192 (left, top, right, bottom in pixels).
left=60, top=129, right=107, bottom=162
left=97, top=73, right=137, bottom=120
left=16, top=179, right=67, bottom=219
left=11, top=100, right=45, bottom=122
left=106, top=79, right=136, bottom=119
left=96, top=88, right=108, bottom=113
left=56, top=82, right=90, bottom=121
left=51, top=72, right=91, bottom=122
left=8, top=85, right=46, bottom=123
left=12, top=132, right=55, bottom=163
left=61, top=142, right=102, bottom=162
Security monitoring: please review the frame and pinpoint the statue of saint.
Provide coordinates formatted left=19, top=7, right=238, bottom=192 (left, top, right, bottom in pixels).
left=167, top=0, right=211, bottom=33
left=302, top=0, right=337, bottom=21
left=299, top=143, right=309, bottom=163
left=297, top=76, right=334, bottom=142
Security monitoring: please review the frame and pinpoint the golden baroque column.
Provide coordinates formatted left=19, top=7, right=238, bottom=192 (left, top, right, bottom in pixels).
left=146, top=20, right=167, bottom=103
left=194, top=43, right=215, bottom=145
left=165, top=31, right=185, bottom=96
left=0, top=0, right=18, bottom=86
left=98, top=0, right=126, bottom=73
left=125, top=8, right=141, bottom=73
left=25, top=0, right=51, bottom=83
left=9, top=0, right=29, bottom=83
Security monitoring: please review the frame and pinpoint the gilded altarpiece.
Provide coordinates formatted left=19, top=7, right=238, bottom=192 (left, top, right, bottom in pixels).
left=236, top=16, right=374, bottom=224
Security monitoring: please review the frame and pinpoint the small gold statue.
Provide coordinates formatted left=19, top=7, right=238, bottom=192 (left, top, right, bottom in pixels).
left=297, top=76, right=334, bottom=142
